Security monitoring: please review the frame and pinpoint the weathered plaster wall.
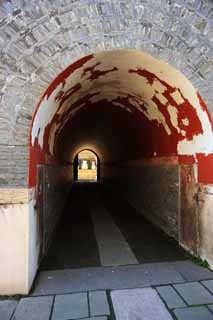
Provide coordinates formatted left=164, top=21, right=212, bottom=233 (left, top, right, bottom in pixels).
left=179, top=164, right=199, bottom=253
left=199, top=185, right=213, bottom=267
left=101, top=158, right=179, bottom=240
left=179, top=165, right=213, bottom=263
left=0, top=203, right=29, bottom=295
left=0, top=164, right=73, bottom=295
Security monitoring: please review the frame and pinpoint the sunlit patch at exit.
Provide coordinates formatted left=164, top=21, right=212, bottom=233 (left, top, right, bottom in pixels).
left=76, top=150, right=98, bottom=181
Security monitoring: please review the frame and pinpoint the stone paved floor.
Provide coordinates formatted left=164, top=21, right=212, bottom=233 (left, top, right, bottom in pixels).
left=2, top=274, right=213, bottom=319
left=1, top=184, right=213, bottom=319
left=41, top=184, right=187, bottom=271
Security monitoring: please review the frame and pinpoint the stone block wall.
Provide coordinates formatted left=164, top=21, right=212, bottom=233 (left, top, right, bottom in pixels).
left=0, top=145, right=28, bottom=187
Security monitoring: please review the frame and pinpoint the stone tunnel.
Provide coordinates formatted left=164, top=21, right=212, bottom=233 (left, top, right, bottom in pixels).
left=0, top=1, right=212, bottom=296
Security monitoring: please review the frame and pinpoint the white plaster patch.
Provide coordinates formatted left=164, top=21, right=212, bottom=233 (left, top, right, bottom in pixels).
left=167, top=105, right=181, bottom=134
left=153, top=79, right=167, bottom=93
left=31, top=84, right=63, bottom=148
left=155, top=92, right=168, bottom=105
left=171, top=90, right=185, bottom=104
left=0, top=204, right=30, bottom=294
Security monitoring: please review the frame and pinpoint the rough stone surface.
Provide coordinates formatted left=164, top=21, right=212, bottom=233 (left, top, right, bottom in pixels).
left=32, top=262, right=184, bottom=295
left=0, top=188, right=28, bottom=204
left=52, top=293, right=88, bottom=320
left=179, top=164, right=199, bottom=254
left=12, top=296, right=53, bottom=320
left=84, top=318, right=108, bottom=320
left=0, top=300, right=18, bottom=320
left=208, top=305, right=213, bottom=313
left=174, top=306, right=213, bottom=320
left=111, top=288, right=173, bottom=320
left=89, top=290, right=110, bottom=316
left=202, top=280, right=213, bottom=293
left=174, top=282, right=213, bottom=305
left=0, top=145, right=28, bottom=187
left=156, top=285, right=186, bottom=308
left=171, top=261, right=213, bottom=281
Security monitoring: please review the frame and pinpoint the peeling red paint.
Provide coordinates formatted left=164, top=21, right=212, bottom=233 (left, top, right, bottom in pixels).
left=178, top=155, right=195, bottom=164
left=45, top=54, right=94, bottom=99
left=29, top=54, right=94, bottom=147
left=197, top=154, right=213, bottom=184
left=29, top=57, right=213, bottom=188
left=55, top=83, right=82, bottom=110
left=130, top=68, right=204, bottom=141
left=82, top=62, right=118, bottom=81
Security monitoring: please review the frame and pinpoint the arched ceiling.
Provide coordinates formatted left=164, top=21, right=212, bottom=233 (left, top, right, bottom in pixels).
left=30, top=49, right=213, bottom=160
left=0, top=0, right=212, bottom=148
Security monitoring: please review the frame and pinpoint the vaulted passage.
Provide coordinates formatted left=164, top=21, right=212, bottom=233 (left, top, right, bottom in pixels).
left=27, top=49, right=213, bottom=279
left=1, top=47, right=213, bottom=295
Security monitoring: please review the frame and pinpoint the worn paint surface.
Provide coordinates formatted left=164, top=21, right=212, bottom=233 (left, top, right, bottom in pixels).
left=198, top=185, right=213, bottom=266
left=29, top=49, right=213, bottom=187
left=179, top=164, right=199, bottom=254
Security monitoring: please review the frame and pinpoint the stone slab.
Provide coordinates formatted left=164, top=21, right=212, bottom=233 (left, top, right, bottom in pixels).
left=84, top=318, right=107, bottom=320
left=174, top=306, right=213, bottom=320
left=156, top=285, right=186, bottom=308
left=32, top=262, right=184, bottom=295
left=12, top=296, right=53, bottom=320
left=111, top=288, right=173, bottom=320
left=174, top=282, right=213, bottom=305
left=202, top=280, right=213, bottom=293
left=0, top=300, right=18, bottom=320
left=208, top=304, right=213, bottom=313
left=90, top=195, right=138, bottom=266
left=89, top=291, right=110, bottom=316
left=171, top=261, right=213, bottom=281
left=208, top=305, right=213, bottom=313
left=52, top=293, right=88, bottom=320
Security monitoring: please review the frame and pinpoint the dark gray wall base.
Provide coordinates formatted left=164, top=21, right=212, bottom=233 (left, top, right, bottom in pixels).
left=42, top=164, right=73, bottom=253
left=101, top=163, right=179, bottom=240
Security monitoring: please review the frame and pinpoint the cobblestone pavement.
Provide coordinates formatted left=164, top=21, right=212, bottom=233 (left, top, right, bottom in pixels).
left=1, top=262, right=213, bottom=320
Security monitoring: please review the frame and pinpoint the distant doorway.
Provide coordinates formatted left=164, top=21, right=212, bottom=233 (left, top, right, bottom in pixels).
left=74, top=150, right=100, bottom=182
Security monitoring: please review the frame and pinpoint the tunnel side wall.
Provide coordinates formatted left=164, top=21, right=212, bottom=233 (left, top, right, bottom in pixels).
left=0, top=164, right=73, bottom=295
left=41, top=165, right=73, bottom=253
left=29, top=163, right=73, bottom=294
left=179, top=164, right=213, bottom=266
left=101, top=161, right=179, bottom=240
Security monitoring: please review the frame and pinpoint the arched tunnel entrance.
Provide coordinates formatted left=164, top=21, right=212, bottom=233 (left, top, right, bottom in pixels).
left=29, top=49, right=213, bottom=278
left=74, top=149, right=100, bottom=182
